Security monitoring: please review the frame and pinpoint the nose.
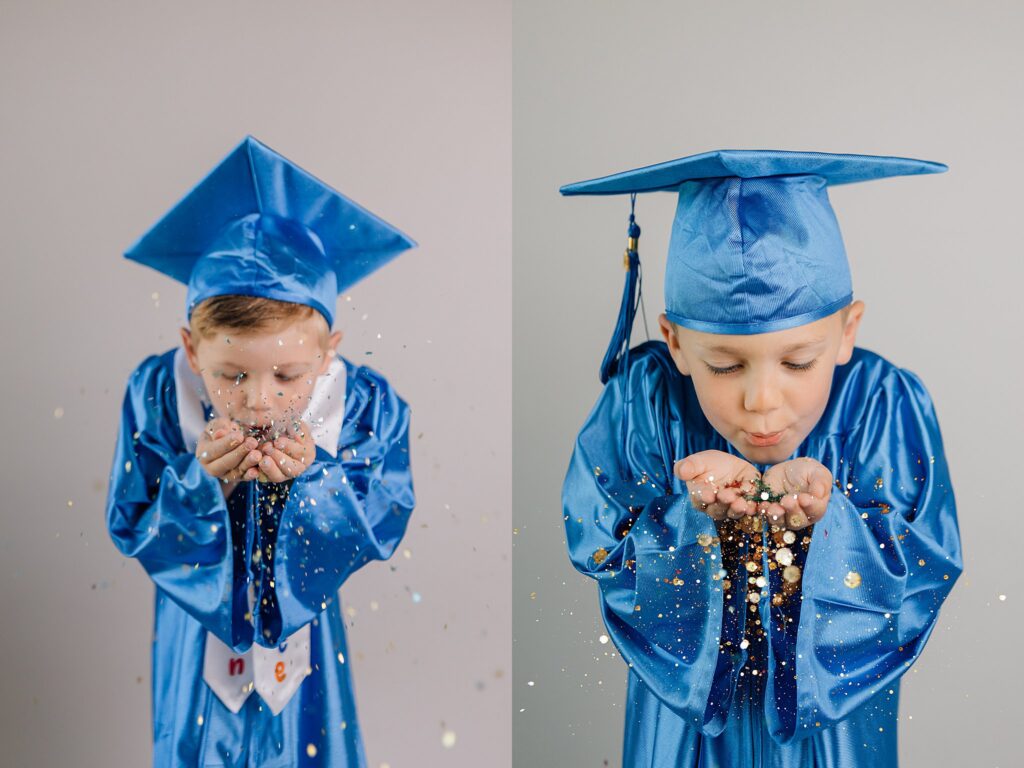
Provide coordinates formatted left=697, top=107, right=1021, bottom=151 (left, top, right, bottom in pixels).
left=743, top=373, right=783, bottom=415
left=241, top=378, right=272, bottom=413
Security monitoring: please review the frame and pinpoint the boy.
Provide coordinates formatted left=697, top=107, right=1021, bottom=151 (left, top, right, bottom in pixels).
left=106, top=136, right=416, bottom=767
left=560, top=151, right=963, bottom=767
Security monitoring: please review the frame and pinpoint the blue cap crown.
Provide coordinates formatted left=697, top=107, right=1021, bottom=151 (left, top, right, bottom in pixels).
left=125, top=135, right=416, bottom=326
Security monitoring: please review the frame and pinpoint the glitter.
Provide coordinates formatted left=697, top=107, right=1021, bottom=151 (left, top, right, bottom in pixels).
left=745, top=561, right=759, bottom=573
left=306, top=744, right=317, bottom=758
left=999, top=594, right=1007, bottom=601
left=748, top=592, right=761, bottom=604
left=760, top=491, right=769, bottom=501
left=53, top=407, right=64, bottom=419
left=197, top=715, right=204, bottom=726
left=403, top=548, right=412, bottom=559
left=755, top=576, right=767, bottom=588
left=527, top=681, right=534, bottom=686
left=592, top=547, right=609, bottom=565
left=412, top=592, right=422, bottom=603
left=844, top=571, right=862, bottom=588
left=124, top=460, right=132, bottom=473
left=775, top=547, right=794, bottom=567
left=918, top=559, right=926, bottom=566
left=599, top=634, right=609, bottom=644
left=782, top=565, right=801, bottom=583
left=441, top=730, right=457, bottom=748
left=782, top=530, right=796, bottom=545
left=707, top=475, right=715, bottom=482
left=67, top=500, right=73, bottom=507
left=739, top=638, right=749, bottom=650
left=696, top=533, right=713, bottom=547
left=337, top=652, right=346, bottom=664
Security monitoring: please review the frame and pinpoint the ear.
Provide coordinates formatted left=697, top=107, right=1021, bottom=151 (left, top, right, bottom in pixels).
left=835, top=300, right=865, bottom=365
left=658, top=314, right=690, bottom=376
left=319, top=329, right=343, bottom=374
left=179, top=328, right=202, bottom=375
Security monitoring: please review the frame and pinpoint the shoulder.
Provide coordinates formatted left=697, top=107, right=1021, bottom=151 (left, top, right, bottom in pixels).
left=339, top=357, right=410, bottom=435
left=123, top=348, right=178, bottom=404
left=822, top=346, right=936, bottom=437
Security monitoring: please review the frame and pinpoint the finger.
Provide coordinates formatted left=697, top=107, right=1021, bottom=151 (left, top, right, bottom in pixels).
left=787, top=510, right=810, bottom=530
left=675, top=458, right=704, bottom=482
left=799, top=493, right=828, bottom=524
left=270, top=447, right=306, bottom=478
left=199, top=431, right=249, bottom=464
left=780, top=493, right=800, bottom=513
left=258, top=451, right=293, bottom=482
left=761, top=503, right=787, bottom=526
left=703, top=502, right=728, bottom=522
left=205, top=438, right=258, bottom=477
left=273, top=437, right=307, bottom=462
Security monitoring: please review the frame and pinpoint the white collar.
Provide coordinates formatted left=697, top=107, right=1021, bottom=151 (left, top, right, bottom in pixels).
left=173, top=347, right=347, bottom=458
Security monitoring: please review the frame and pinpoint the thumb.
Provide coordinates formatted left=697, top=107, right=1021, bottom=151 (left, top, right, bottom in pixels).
left=675, top=458, right=700, bottom=481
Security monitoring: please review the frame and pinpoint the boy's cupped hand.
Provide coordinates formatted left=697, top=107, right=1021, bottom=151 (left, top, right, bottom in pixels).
left=254, top=420, right=316, bottom=483
left=674, top=450, right=762, bottom=522
left=758, top=457, right=832, bottom=530
left=674, top=451, right=831, bottom=530
left=197, top=416, right=263, bottom=484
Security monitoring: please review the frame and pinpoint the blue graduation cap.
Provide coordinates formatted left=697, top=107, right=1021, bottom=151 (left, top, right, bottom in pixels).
left=560, top=150, right=946, bottom=383
left=125, top=135, right=416, bottom=326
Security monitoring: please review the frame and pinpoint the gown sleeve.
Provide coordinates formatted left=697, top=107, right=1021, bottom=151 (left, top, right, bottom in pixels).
left=258, top=364, right=415, bottom=647
left=562, top=352, right=748, bottom=735
left=763, top=366, right=963, bottom=744
left=106, top=354, right=253, bottom=651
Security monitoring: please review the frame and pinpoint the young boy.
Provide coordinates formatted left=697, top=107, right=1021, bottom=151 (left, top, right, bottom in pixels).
left=560, top=151, right=963, bottom=767
left=106, top=136, right=416, bottom=767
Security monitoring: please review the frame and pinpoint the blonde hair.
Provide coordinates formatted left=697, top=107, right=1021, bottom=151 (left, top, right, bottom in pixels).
left=189, top=295, right=329, bottom=346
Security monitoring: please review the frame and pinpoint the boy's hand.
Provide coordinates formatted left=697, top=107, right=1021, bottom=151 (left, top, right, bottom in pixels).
left=758, top=457, right=832, bottom=530
left=254, top=420, right=316, bottom=483
left=675, top=450, right=761, bottom=522
left=197, top=416, right=263, bottom=486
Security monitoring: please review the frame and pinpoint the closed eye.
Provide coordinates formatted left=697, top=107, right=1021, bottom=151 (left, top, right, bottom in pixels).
left=704, top=359, right=818, bottom=376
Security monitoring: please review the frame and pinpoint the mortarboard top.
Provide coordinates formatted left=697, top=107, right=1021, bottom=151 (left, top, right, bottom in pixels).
left=560, top=149, right=946, bottom=383
left=125, top=135, right=416, bottom=327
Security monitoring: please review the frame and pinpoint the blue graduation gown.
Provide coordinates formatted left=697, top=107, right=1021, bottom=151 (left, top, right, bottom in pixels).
left=106, top=348, right=415, bottom=767
left=563, top=342, right=962, bottom=767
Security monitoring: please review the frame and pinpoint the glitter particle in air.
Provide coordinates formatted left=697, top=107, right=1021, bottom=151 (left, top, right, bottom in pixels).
left=306, top=744, right=317, bottom=758
left=442, top=730, right=456, bottom=748
left=599, top=634, right=609, bottom=644
left=53, top=407, right=64, bottom=419
left=999, top=594, right=1007, bottom=601
left=844, top=571, right=862, bottom=588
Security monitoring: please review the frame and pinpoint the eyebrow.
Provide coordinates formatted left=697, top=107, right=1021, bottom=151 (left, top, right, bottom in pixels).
left=700, top=337, right=826, bottom=355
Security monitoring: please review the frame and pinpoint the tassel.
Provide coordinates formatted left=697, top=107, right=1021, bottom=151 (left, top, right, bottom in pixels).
left=599, top=195, right=642, bottom=383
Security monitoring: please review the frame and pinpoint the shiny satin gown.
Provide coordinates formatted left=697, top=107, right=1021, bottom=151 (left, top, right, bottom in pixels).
left=106, top=348, right=414, bottom=767
left=563, top=342, right=962, bottom=767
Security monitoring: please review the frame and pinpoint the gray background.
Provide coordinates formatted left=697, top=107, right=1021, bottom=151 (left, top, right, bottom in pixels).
left=513, top=1, right=1020, bottom=766
left=0, top=1, right=510, bottom=766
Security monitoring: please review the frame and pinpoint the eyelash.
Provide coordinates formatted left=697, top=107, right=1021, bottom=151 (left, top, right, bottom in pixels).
left=705, top=360, right=818, bottom=376
left=220, top=373, right=297, bottom=382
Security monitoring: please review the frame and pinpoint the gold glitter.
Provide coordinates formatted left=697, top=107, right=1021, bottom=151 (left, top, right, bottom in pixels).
left=782, top=565, right=801, bottom=583
left=441, top=730, right=457, bottom=748
left=844, top=571, right=862, bottom=588
left=748, top=592, right=761, bottom=604
left=918, top=559, right=926, bottom=566
left=874, top=477, right=884, bottom=490
left=593, top=547, right=609, bottom=565
left=306, top=744, right=318, bottom=758
left=745, top=561, right=759, bottom=573
left=696, top=533, right=713, bottom=547
left=775, top=547, right=794, bottom=567
left=782, top=530, right=796, bottom=545
left=197, top=715, right=204, bottom=726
